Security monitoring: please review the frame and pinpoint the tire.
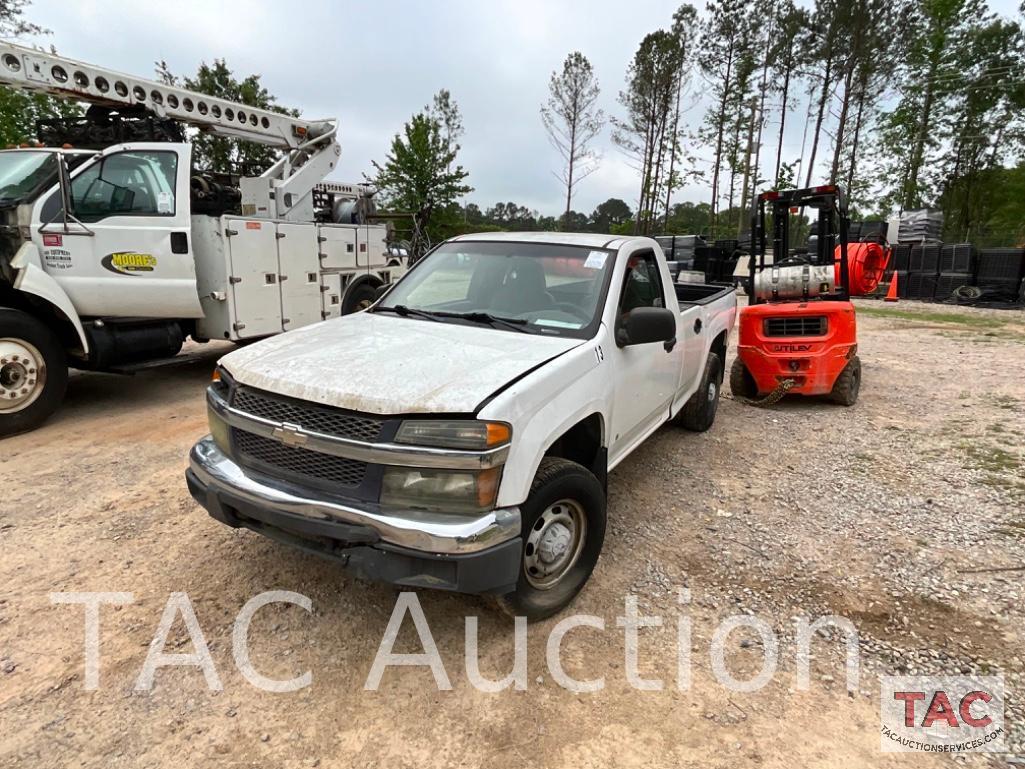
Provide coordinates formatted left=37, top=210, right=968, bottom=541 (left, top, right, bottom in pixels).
left=729, top=357, right=758, bottom=399
left=677, top=352, right=722, bottom=432
left=496, top=457, right=606, bottom=620
left=830, top=355, right=861, bottom=406
left=0, top=308, right=68, bottom=437
left=341, top=282, right=379, bottom=315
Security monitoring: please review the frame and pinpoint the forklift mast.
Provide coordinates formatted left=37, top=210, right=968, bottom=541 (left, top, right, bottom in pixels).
left=749, top=185, right=850, bottom=305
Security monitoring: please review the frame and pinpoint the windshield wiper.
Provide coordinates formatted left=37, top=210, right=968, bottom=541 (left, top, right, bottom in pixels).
left=374, top=304, right=442, bottom=322
left=438, top=311, right=533, bottom=333
left=375, top=305, right=532, bottom=333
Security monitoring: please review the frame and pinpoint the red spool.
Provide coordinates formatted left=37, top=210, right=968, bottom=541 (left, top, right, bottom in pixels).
left=835, top=242, right=890, bottom=296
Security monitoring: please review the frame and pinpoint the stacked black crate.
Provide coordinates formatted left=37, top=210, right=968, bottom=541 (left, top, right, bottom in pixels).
left=935, top=243, right=975, bottom=300
left=856, top=221, right=887, bottom=243
left=906, top=244, right=933, bottom=299
left=891, top=243, right=912, bottom=298
left=919, top=244, right=942, bottom=299
left=976, top=248, right=1025, bottom=300
left=706, top=239, right=740, bottom=283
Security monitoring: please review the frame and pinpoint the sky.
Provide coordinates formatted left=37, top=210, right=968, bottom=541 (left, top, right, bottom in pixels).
left=14, top=0, right=1025, bottom=217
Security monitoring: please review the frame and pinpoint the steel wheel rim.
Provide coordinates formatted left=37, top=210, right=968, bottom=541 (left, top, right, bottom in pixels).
left=0, top=338, right=46, bottom=414
left=524, top=498, right=587, bottom=590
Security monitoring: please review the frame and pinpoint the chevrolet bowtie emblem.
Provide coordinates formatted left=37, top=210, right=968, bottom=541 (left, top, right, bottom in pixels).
left=272, top=422, right=308, bottom=448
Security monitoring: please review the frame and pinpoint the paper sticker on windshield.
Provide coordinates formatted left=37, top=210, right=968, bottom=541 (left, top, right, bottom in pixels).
left=535, top=318, right=583, bottom=329
left=157, top=192, right=173, bottom=214
left=583, top=251, right=607, bottom=269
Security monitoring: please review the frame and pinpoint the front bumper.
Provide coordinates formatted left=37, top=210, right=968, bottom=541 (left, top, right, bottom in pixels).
left=187, top=437, right=522, bottom=594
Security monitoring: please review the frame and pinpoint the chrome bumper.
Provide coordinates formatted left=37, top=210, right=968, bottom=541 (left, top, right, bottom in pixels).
left=188, top=437, right=521, bottom=555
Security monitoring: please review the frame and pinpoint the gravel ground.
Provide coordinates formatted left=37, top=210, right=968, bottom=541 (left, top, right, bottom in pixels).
left=0, top=299, right=1023, bottom=768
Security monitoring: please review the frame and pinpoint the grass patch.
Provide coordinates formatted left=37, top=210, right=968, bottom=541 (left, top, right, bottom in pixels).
left=857, top=306, right=1012, bottom=329
left=994, top=395, right=1020, bottom=411
left=962, top=443, right=1022, bottom=473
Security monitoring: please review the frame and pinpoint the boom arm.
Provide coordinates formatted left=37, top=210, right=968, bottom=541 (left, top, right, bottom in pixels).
left=0, top=41, right=343, bottom=220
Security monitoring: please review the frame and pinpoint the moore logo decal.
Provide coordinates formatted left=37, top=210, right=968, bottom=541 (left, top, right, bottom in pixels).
left=101, top=252, right=158, bottom=275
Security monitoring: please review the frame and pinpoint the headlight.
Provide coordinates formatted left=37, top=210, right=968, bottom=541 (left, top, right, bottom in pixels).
left=207, top=403, right=231, bottom=455
left=395, top=420, right=511, bottom=450
left=380, top=466, right=502, bottom=514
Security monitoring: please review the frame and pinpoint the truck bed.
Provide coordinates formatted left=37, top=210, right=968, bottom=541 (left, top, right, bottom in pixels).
left=674, top=282, right=736, bottom=307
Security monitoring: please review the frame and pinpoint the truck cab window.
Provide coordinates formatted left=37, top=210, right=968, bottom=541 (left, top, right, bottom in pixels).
left=68, top=151, right=177, bottom=221
left=618, top=251, right=664, bottom=315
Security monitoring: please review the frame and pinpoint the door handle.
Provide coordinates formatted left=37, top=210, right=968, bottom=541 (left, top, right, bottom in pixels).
left=171, top=232, right=189, bottom=254
left=664, top=337, right=677, bottom=352
left=693, top=318, right=703, bottom=334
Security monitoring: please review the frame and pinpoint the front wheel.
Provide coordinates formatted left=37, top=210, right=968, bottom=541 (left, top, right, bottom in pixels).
left=341, top=282, right=379, bottom=315
left=0, top=309, right=69, bottom=437
left=496, top=457, right=606, bottom=620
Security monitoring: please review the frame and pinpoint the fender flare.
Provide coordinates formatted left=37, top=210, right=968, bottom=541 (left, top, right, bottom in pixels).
left=10, top=242, right=90, bottom=352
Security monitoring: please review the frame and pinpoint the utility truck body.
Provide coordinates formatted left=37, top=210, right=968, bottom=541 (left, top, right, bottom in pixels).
left=0, top=43, right=400, bottom=435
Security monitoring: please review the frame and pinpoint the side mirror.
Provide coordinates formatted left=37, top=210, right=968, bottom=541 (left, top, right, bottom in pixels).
left=616, top=306, right=676, bottom=347
left=373, top=284, right=390, bottom=301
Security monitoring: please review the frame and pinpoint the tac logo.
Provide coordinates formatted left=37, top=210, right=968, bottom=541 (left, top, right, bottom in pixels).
left=879, top=675, right=1005, bottom=753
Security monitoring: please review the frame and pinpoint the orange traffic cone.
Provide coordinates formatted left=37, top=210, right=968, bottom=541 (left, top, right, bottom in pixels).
left=884, top=272, right=899, bottom=302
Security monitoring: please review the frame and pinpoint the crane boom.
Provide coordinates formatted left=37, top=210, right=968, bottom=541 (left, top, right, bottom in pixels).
left=0, top=41, right=331, bottom=148
left=0, top=41, right=353, bottom=220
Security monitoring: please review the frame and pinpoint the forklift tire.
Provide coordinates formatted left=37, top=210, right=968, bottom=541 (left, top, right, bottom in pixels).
left=496, top=457, right=606, bottom=621
left=830, top=355, right=861, bottom=406
left=729, top=357, right=758, bottom=400
left=0, top=308, right=68, bottom=437
left=341, top=282, right=379, bottom=315
left=677, top=352, right=722, bottom=432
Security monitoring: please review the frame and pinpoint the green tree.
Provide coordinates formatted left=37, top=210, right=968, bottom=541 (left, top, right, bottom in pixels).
left=541, top=52, right=605, bottom=228
left=155, top=59, right=299, bottom=174
left=0, top=3, right=82, bottom=146
left=877, top=0, right=989, bottom=210
left=590, top=198, right=633, bottom=231
left=615, top=28, right=690, bottom=234
left=697, top=0, right=757, bottom=234
left=371, top=110, right=472, bottom=257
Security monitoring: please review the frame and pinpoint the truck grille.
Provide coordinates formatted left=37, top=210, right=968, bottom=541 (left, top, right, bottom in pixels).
left=763, top=316, right=827, bottom=337
left=233, top=429, right=368, bottom=488
left=233, top=386, right=383, bottom=442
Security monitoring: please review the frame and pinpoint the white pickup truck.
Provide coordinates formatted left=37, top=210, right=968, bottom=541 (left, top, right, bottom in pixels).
left=187, top=232, right=737, bottom=617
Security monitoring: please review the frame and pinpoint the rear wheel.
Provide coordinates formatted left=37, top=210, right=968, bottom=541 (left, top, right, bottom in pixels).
left=677, top=352, right=722, bottom=432
left=729, top=357, right=758, bottom=399
left=830, top=355, right=861, bottom=406
left=496, top=458, right=606, bottom=620
left=0, top=309, right=68, bottom=437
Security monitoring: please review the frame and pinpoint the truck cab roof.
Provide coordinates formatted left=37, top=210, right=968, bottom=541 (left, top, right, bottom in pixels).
left=447, top=231, right=637, bottom=251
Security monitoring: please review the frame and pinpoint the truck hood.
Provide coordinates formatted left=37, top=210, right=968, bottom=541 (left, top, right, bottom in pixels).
left=220, top=311, right=583, bottom=415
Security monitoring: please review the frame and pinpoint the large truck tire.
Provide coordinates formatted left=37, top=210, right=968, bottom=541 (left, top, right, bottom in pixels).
left=496, top=458, right=607, bottom=620
left=729, top=357, right=758, bottom=399
left=341, top=281, right=379, bottom=315
left=0, top=308, right=69, bottom=437
left=830, top=355, right=861, bottom=406
left=676, top=352, right=722, bottom=432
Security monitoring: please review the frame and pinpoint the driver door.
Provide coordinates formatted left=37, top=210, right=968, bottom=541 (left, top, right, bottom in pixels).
left=607, top=249, right=681, bottom=465
left=34, top=143, right=201, bottom=319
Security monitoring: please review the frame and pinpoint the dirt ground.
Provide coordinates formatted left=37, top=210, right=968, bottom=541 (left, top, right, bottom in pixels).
left=1, top=299, right=1023, bottom=769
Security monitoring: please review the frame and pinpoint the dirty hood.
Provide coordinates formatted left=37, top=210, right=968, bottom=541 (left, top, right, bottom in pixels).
left=220, top=312, right=583, bottom=415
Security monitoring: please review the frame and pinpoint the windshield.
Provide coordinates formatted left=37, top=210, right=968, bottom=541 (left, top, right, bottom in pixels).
left=376, top=241, right=615, bottom=336
left=0, top=151, right=59, bottom=206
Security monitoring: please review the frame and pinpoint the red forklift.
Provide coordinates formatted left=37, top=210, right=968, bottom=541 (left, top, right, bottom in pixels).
left=729, top=185, right=861, bottom=406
